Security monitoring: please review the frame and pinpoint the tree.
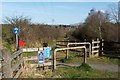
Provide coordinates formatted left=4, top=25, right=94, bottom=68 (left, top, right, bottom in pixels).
left=2, top=16, right=32, bottom=49
left=108, top=2, right=120, bottom=42
left=3, top=15, right=32, bottom=41
left=108, top=3, right=119, bottom=23
left=85, top=10, right=108, bottom=40
left=71, top=9, right=117, bottom=42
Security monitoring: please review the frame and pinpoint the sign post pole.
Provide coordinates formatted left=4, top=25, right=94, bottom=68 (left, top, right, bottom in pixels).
left=16, top=34, right=19, bottom=51
left=13, top=27, right=20, bottom=51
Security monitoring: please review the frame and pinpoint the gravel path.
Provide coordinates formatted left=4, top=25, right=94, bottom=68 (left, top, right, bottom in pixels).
left=89, top=63, right=118, bottom=72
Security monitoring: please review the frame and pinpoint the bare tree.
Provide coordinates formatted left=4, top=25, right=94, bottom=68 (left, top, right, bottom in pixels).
left=108, top=2, right=119, bottom=42
left=108, top=3, right=119, bottom=23
left=4, top=16, right=31, bottom=26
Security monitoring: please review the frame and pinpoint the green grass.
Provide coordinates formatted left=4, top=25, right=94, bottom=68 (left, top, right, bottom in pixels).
left=21, top=63, right=118, bottom=78
left=60, top=57, right=73, bottom=63
left=58, top=51, right=118, bottom=65
left=22, top=52, right=38, bottom=57
left=35, top=65, right=118, bottom=78
left=87, top=57, right=118, bottom=65
left=3, top=42, right=13, bottom=52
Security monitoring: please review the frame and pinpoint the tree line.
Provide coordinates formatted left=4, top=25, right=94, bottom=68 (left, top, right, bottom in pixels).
left=2, top=16, right=72, bottom=51
left=70, top=3, right=119, bottom=42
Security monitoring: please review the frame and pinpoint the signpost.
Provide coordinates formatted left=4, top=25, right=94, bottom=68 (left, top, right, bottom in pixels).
left=38, top=48, right=44, bottom=64
left=37, top=47, right=51, bottom=69
left=44, top=47, right=50, bottom=58
left=13, top=27, right=20, bottom=51
left=38, top=52, right=44, bottom=64
left=13, top=27, right=20, bottom=34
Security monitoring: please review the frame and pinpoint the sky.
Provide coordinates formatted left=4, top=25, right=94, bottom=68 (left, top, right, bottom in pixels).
left=1, top=0, right=119, bottom=2
left=0, top=1, right=119, bottom=25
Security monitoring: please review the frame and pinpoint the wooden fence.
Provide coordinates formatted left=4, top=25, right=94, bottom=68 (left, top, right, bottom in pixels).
left=57, top=40, right=90, bottom=53
left=56, top=40, right=81, bottom=48
left=101, top=40, right=120, bottom=58
left=0, top=58, right=3, bottom=79
left=0, top=49, right=23, bottom=78
left=91, top=38, right=100, bottom=57
left=56, top=39, right=101, bottom=57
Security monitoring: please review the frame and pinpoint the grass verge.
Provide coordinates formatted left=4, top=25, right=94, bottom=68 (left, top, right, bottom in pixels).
left=35, top=64, right=118, bottom=78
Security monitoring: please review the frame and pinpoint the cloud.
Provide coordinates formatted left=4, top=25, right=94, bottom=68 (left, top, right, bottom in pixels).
left=1, top=0, right=119, bottom=2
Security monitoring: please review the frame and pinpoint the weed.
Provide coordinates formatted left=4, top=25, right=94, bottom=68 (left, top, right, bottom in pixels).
left=77, top=63, right=92, bottom=71
left=60, top=58, right=72, bottom=63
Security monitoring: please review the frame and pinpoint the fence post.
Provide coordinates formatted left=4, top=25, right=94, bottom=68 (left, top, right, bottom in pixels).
left=89, top=43, right=91, bottom=58
left=101, top=39, right=104, bottom=55
left=91, top=39, right=94, bottom=57
left=84, top=48, right=87, bottom=63
left=53, top=50, right=56, bottom=70
left=1, top=49, right=12, bottom=78
left=84, top=39, right=87, bottom=57
left=97, top=38, right=99, bottom=56
left=0, top=50, right=3, bottom=79
left=66, top=45, right=69, bottom=59
left=19, top=48, right=24, bottom=69
left=0, top=60, right=2, bottom=79
left=90, top=40, right=92, bottom=57
left=66, top=40, right=69, bottom=59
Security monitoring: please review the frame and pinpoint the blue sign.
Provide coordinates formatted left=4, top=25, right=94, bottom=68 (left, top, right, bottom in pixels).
left=38, top=51, right=44, bottom=64
left=13, top=27, right=19, bottom=34
left=44, top=47, right=50, bottom=58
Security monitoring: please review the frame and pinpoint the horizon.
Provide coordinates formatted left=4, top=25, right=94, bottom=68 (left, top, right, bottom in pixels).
left=1, top=2, right=118, bottom=25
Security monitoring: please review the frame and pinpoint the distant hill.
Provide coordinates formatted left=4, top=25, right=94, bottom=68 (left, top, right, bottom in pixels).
left=70, top=22, right=81, bottom=27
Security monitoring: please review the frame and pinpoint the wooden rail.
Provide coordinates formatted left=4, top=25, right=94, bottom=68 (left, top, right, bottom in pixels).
left=53, top=46, right=87, bottom=70
left=1, top=49, right=23, bottom=78
left=91, top=38, right=100, bottom=57
left=22, top=48, right=39, bottom=52
left=22, top=47, right=51, bottom=52
left=57, top=39, right=101, bottom=58
left=56, top=40, right=81, bottom=48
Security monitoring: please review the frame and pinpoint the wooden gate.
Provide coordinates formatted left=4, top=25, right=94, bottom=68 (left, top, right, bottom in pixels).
left=0, top=49, right=23, bottom=78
